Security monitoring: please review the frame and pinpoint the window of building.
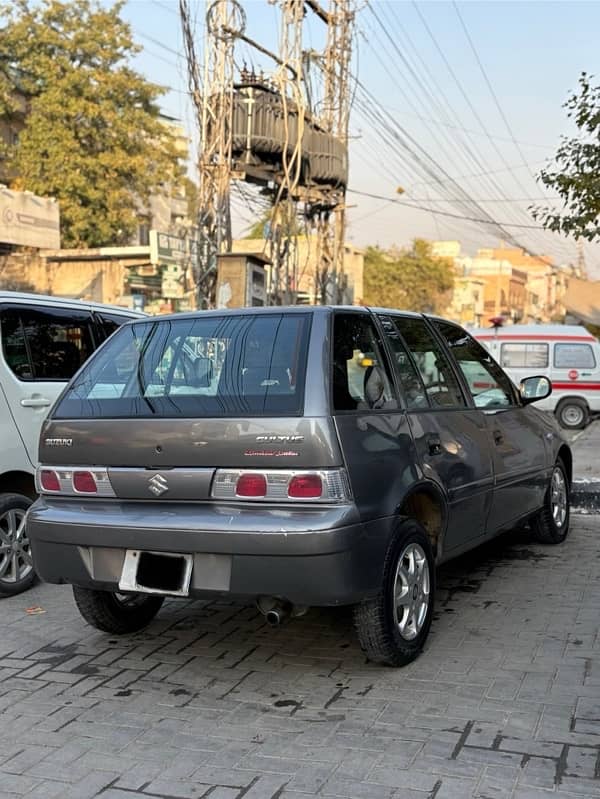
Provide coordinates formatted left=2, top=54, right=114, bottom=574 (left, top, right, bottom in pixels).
left=138, top=222, right=150, bottom=246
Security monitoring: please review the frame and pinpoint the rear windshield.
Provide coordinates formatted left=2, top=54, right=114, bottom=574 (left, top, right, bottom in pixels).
left=54, top=313, right=311, bottom=418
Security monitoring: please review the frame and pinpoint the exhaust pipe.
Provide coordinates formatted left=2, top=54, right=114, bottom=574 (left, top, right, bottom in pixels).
left=256, top=596, right=292, bottom=626
left=266, top=607, right=288, bottom=626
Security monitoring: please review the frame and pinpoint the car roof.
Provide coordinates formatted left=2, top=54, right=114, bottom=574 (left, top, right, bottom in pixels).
left=471, top=324, right=596, bottom=340
left=0, top=291, right=145, bottom=317
left=129, top=305, right=424, bottom=324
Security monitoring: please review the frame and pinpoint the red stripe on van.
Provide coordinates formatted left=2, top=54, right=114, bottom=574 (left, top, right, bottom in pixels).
left=552, top=382, right=600, bottom=390
left=476, top=334, right=595, bottom=342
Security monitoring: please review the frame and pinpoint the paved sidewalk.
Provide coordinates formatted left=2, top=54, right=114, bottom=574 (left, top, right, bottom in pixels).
left=1, top=515, right=599, bottom=799
left=567, top=420, right=600, bottom=509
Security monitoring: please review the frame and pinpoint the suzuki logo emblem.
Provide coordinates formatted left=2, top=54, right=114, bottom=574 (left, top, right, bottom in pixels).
left=148, top=474, right=169, bottom=497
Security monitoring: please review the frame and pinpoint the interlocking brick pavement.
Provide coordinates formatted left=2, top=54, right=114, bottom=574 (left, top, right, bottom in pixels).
left=1, top=517, right=599, bottom=798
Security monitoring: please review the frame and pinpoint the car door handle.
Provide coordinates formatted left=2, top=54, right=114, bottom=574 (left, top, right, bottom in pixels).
left=426, top=434, right=442, bottom=455
left=493, top=429, right=504, bottom=445
left=20, top=396, right=51, bottom=408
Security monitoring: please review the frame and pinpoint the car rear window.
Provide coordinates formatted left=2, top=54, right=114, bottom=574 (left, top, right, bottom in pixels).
left=53, top=313, right=311, bottom=418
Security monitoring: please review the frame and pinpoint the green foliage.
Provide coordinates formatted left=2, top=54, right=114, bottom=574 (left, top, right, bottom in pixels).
left=183, top=177, right=199, bottom=225
left=364, top=239, right=454, bottom=313
left=532, top=73, right=600, bottom=241
left=0, top=0, right=182, bottom=248
left=244, top=205, right=304, bottom=240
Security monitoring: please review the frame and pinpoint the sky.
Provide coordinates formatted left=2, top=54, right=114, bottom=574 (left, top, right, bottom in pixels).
left=120, top=0, right=600, bottom=275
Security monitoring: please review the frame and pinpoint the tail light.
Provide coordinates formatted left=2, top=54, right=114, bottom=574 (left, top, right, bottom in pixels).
left=36, top=467, right=115, bottom=497
left=40, top=469, right=60, bottom=492
left=288, top=474, right=322, bottom=498
left=212, top=468, right=350, bottom=503
left=236, top=473, right=267, bottom=497
left=73, top=471, right=97, bottom=493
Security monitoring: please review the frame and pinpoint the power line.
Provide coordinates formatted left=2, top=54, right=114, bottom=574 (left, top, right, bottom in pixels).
left=348, top=188, right=550, bottom=229
left=136, top=31, right=183, bottom=59
left=362, top=5, right=551, bottom=252
left=452, top=1, right=532, bottom=169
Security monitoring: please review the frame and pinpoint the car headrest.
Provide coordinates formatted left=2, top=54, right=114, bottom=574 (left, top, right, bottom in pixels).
left=364, top=365, right=386, bottom=409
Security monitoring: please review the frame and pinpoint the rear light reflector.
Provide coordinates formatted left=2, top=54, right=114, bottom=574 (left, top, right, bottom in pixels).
left=36, top=466, right=115, bottom=497
left=73, top=471, right=97, bottom=493
left=236, top=473, right=267, bottom=497
left=40, top=470, right=60, bottom=492
left=288, top=474, right=322, bottom=498
left=211, top=468, right=351, bottom=503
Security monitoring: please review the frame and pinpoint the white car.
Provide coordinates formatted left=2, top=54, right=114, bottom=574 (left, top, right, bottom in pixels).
left=473, top=324, right=600, bottom=430
left=0, top=292, right=143, bottom=596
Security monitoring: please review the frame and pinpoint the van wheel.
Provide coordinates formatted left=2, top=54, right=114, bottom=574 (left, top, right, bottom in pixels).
left=532, top=458, right=570, bottom=544
left=353, top=519, right=435, bottom=667
left=556, top=399, right=588, bottom=430
left=72, top=587, right=164, bottom=634
left=0, top=493, right=35, bottom=597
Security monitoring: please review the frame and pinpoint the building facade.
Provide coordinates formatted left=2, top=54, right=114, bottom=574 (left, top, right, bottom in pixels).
left=436, top=241, right=572, bottom=326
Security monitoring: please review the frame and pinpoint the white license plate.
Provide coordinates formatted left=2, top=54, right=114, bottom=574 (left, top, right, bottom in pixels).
left=118, top=550, right=193, bottom=597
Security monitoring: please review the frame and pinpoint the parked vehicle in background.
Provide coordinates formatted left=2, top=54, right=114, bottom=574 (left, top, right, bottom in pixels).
left=0, top=292, right=143, bottom=596
left=28, top=307, right=571, bottom=666
left=473, top=324, right=600, bottom=430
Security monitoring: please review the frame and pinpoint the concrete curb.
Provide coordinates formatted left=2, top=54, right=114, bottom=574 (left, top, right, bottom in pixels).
left=571, top=479, right=600, bottom=512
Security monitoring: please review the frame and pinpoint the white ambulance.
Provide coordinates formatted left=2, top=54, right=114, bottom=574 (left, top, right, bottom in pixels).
left=472, top=324, right=600, bottom=430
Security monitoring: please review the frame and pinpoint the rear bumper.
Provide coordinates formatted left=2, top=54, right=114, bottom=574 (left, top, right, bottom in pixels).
left=27, top=498, right=393, bottom=606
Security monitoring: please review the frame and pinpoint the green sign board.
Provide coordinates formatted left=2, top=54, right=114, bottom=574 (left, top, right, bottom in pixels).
left=149, top=230, right=199, bottom=266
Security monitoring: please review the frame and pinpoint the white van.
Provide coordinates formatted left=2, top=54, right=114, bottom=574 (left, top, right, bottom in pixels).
left=472, top=324, right=600, bottom=430
left=0, top=292, right=142, bottom=595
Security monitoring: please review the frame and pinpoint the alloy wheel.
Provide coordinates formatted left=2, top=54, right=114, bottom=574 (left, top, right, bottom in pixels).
left=550, top=467, right=568, bottom=529
left=0, top=508, right=33, bottom=585
left=392, top=542, right=430, bottom=641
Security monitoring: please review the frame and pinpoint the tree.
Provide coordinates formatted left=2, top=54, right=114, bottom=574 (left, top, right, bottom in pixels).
left=532, top=73, right=600, bottom=241
left=244, top=205, right=304, bottom=240
left=0, top=0, right=182, bottom=248
left=363, top=239, right=454, bottom=313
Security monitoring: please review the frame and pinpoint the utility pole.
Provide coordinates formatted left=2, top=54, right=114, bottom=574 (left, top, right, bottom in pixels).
left=180, top=0, right=355, bottom=308
left=308, top=0, right=354, bottom=304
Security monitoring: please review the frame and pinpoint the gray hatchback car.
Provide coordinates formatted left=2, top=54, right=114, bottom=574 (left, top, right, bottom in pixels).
left=27, top=307, right=571, bottom=666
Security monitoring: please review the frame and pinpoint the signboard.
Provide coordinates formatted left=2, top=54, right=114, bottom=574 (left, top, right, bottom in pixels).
left=161, top=263, right=186, bottom=299
left=0, top=187, right=60, bottom=249
left=149, top=230, right=198, bottom=267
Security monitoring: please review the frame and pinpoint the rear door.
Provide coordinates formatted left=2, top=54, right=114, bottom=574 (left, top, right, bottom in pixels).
left=42, top=311, right=342, bottom=482
left=381, top=314, right=494, bottom=553
left=0, top=304, right=96, bottom=466
left=329, top=311, right=417, bottom=523
left=433, top=321, right=549, bottom=531
left=551, top=339, right=600, bottom=413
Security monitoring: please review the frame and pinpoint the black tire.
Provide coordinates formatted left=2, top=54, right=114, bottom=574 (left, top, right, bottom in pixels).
left=531, top=458, right=570, bottom=544
left=72, top=586, right=164, bottom=634
left=353, top=518, right=435, bottom=667
left=556, top=398, right=588, bottom=430
left=0, top=493, right=35, bottom=597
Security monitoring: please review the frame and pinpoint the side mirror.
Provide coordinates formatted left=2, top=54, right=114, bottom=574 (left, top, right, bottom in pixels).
left=520, top=375, right=552, bottom=404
